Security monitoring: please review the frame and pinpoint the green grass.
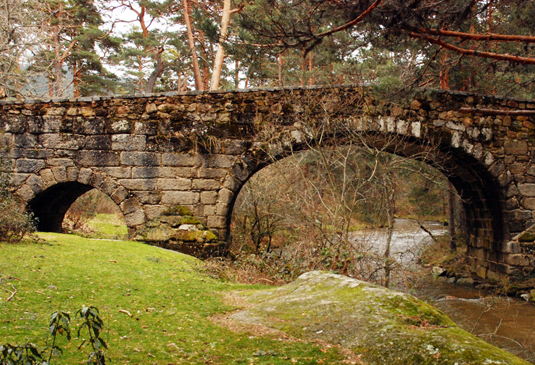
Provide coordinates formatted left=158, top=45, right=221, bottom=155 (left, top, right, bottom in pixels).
left=84, top=213, right=129, bottom=239
left=0, top=234, right=348, bottom=364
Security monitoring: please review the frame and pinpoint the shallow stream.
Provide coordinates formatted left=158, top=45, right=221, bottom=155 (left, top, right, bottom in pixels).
left=352, top=219, right=535, bottom=363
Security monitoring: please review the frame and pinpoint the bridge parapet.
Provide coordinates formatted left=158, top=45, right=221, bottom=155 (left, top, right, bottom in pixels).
left=1, top=86, right=535, bottom=279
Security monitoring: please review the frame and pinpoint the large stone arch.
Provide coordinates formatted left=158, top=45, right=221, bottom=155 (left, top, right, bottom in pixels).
left=222, top=116, right=509, bottom=279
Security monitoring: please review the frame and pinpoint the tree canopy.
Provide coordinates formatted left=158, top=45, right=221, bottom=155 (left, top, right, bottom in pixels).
left=1, top=0, right=534, bottom=98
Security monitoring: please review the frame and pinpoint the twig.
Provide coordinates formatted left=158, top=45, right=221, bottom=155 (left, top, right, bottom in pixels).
left=119, top=309, right=133, bottom=317
left=470, top=302, right=493, bottom=333
left=3, top=284, right=17, bottom=301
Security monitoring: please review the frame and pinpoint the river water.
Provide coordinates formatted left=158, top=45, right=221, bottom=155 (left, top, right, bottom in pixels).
left=351, top=219, right=535, bottom=363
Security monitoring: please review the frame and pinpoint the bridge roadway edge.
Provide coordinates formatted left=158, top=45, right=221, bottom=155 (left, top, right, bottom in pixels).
left=1, top=85, right=535, bottom=281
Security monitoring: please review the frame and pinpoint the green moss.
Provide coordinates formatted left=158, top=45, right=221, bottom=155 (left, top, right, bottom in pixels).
left=175, top=229, right=217, bottom=242
left=180, top=216, right=202, bottom=225
left=162, top=205, right=192, bottom=216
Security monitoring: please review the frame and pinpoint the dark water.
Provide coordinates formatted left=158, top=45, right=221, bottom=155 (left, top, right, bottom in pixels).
left=414, top=273, right=535, bottom=363
left=353, top=219, right=535, bottom=363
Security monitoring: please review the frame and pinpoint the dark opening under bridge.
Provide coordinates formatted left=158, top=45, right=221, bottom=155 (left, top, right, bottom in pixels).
left=1, top=85, right=535, bottom=280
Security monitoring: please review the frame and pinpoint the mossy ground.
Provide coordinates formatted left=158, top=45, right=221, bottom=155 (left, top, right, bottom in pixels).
left=0, top=234, right=349, bottom=364
left=230, top=272, right=530, bottom=365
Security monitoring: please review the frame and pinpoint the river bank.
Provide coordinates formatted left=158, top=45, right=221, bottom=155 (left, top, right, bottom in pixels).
left=360, top=219, right=535, bottom=363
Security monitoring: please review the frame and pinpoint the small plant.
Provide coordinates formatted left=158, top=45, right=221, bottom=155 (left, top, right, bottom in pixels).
left=0, top=158, right=35, bottom=243
left=0, top=342, right=46, bottom=365
left=76, top=306, right=109, bottom=365
left=0, top=306, right=109, bottom=365
left=47, top=311, right=71, bottom=363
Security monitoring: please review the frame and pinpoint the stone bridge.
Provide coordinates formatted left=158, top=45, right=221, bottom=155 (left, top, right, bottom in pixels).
left=1, top=85, right=535, bottom=280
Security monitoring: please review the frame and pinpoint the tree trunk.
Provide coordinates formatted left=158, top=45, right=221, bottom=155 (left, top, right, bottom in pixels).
left=308, top=51, right=314, bottom=86
left=447, top=180, right=457, bottom=251
left=146, top=49, right=165, bottom=93
left=183, top=0, right=203, bottom=91
left=73, top=62, right=81, bottom=98
left=383, top=187, right=395, bottom=288
left=278, top=53, right=283, bottom=87
left=210, top=0, right=232, bottom=90
left=235, top=59, right=240, bottom=88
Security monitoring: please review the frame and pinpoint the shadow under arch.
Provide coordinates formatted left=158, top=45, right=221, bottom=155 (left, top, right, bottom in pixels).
left=226, top=131, right=506, bottom=258
left=28, top=182, right=95, bottom=232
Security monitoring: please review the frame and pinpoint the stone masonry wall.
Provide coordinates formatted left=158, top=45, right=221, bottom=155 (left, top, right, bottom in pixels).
left=1, top=86, right=535, bottom=278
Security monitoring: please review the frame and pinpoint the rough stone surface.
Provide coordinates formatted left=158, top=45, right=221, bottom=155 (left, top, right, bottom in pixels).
left=2, top=86, right=535, bottom=275
left=229, top=271, right=529, bottom=365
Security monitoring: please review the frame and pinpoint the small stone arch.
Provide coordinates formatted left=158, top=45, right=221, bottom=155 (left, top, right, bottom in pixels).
left=14, top=166, right=145, bottom=234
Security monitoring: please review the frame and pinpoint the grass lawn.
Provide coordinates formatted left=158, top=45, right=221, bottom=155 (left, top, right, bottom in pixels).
left=0, top=234, right=348, bottom=364
left=83, top=214, right=129, bottom=240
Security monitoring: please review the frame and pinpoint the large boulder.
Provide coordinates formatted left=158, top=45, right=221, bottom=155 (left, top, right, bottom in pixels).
left=229, top=271, right=529, bottom=365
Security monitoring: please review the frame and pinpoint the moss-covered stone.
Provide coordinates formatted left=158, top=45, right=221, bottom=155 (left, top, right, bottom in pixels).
left=180, top=216, right=202, bottom=225
left=518, top=232, right=535, bottom=242
left=144, top=227, right=174, bottom=242
left=230, top=271, right=529, bottom=365
left=162, top=205, right=192, bottom=216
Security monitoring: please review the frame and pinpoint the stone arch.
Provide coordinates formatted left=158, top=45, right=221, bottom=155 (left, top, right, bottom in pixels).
left=15, top=166, right=145, bottom=234
left=223, top=125, right=507, bottom=263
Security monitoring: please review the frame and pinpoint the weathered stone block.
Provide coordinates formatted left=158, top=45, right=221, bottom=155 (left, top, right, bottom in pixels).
left=216, top=203, right=228, bottom=216
left=100, top=167, right=131, bottom=178
left=66, top=167, right=79, bottom=181
left=40, top=133, right=82, bottom=150
left=156, top=178, right=191, bottom=190
left=90, top=172, right=105, bottom=188
left=192, top=179, right=220, bottom=190
left=39, top=169, right=56, bottom=188
left=10, top=173, right=29, bottom=186
left=134, top=191, right=161, bottom=204
left=504, top=254, right=530, bottom=267
left=504, top=140, right=528, bottom=155
left=200, top=191, right=218, bottom=205
left=26, top=174, right=43, bottom=194
left=15, top=184, right=35, bottom=200
left=108, top=119, right=132, bottom=133
left=112, top=134, right=146, bottom=151
left=145, top=227, right=174, bottom=242
left=207, top=215, right=226, bottom=228
left=78, top=167, right=93, bottom=184
left=121, top=198, right=141, bottom=215
left=202, top=154, right=237, bottom=168
left=14, top=134, right=37, bottom=148
left=124, top=210, right=146, bottom=226
left=46, top=158, right=74, bottom=167
left=110, top=186, right=128, bottom=204
left=162, top=153, right=203, bottom=167
left=15, top=159, right=45, bottom=173
left=217, top=188, right=233, bottom=204
left=51, top=166, right=67, bottom=182
left=77, top=150, right=120, bottom=167
left=198, top=167, right=227, bottom=179
left=161, top=191, right=199, bottom=205
left=118, top=178, right=156, bottom=191
left=144, top=205, right=165, bottom=220
left=121, top=151, right=160, bottom=166
left=74, top=118, right=105, bottom=134
left=518, top=183, right=535, bottom=197
left=84, top=135, right=112, bottom=150
left=101, top=178, right=118, bottom=195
